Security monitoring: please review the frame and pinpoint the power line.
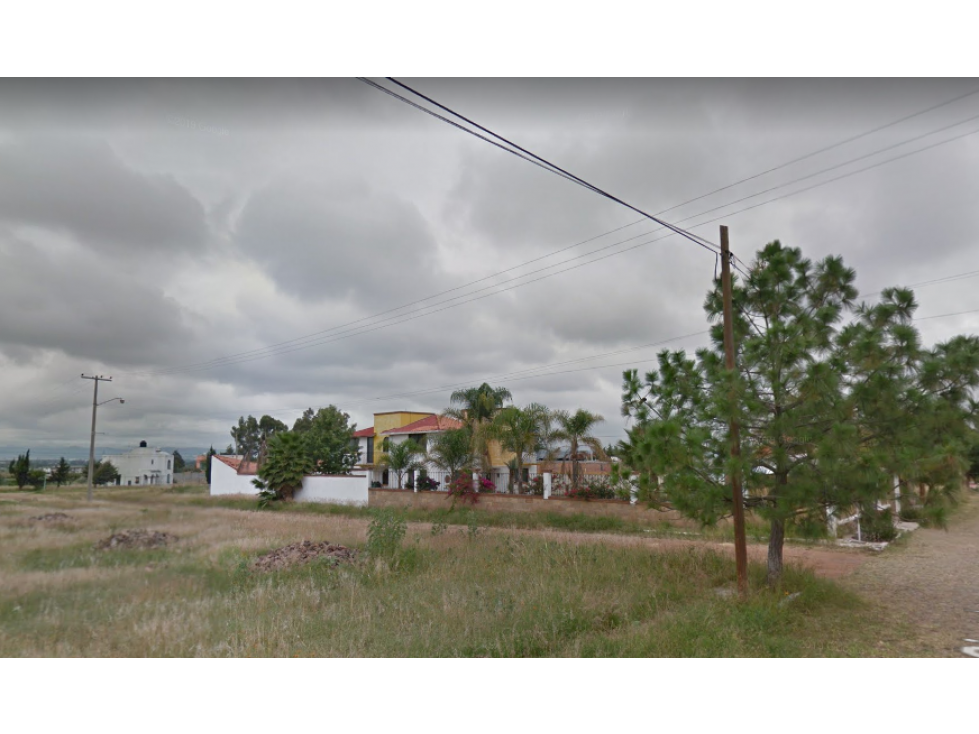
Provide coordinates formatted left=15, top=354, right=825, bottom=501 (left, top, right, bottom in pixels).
left=152, top=330, right=713, bottom=425
left=125, top=117, right=979, bottom=378
left=124, top=85, right=979, bottom=380
left=915, top=307, right=979, bottom=321
left=365, top=77, right=721, bottom=256
left=114, top=89, right=979, bottom=379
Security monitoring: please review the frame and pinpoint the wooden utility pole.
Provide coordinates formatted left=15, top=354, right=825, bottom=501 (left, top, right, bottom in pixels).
left=82, top=374, right=111, bottom=501
left=719, top=226, right=748, bottom=596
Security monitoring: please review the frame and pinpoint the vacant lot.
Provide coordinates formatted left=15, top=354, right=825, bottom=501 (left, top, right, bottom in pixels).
left=0, top=485, right=920, bottom=657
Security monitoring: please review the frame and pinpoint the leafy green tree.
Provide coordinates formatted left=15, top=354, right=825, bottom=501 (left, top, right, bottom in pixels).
left=427, top=428, right=473, bottom=482
left=622, top=241, right=979, bottom=587
left=292, top=406, right=359, bottom=475
left=204, top=446, right=217, bottom=484
left=8, top=450, right=32, bottom=489
left=230, top=415, right=288, bottom=464
left=51, top=457, right=73, bottom=487
left=92, top=460, right=120, bottom=486
left=172, top=450, right=186, bottom=473
left=377, top=438, right=425, bottom=489
left=253, top=432, right=315, bottom=503
left=553, top=409, right=607, bottom=489
left=487, top=403, right=549, bottom=492
left=445, top=383, right=512, bottom=471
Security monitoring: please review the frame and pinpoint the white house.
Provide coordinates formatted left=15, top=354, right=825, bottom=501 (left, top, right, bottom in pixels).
left=104, top=441, right=175, bottom=486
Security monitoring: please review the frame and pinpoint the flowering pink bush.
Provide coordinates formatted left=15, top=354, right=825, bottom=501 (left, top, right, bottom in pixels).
left=446, top=475, right=495, bottom=505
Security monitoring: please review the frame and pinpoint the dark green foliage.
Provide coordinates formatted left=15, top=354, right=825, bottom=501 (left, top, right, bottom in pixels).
left=253, top=431, right=314, bottom=505
left=92, top=460, right=120, bottom=486
left=172, top=450, right=186, bottom=473
left=622, top=241, right=979, bottom=586
left=553, top=408, right=607, bottom=489
left=378, top=438, right=424, bottom=489
left=8, top=450, right=32, bottom=489
left=446, top=383, right=512, bottom=471
left=292, top=406, right=359, bottom=475
left=427, top=428, right=474, bottom=480
left=230, top=415, right=288, bottom=463
left=204, top=446, right=217, bottom=484
left=366, top=509, right=408, bottom=560
left=487, top=404, right=549, bottom=492
left=51, top=457, right=73, bottom=486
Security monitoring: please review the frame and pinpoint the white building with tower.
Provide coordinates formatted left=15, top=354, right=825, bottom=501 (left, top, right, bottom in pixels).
left=104, top=441, right=175, bottom=486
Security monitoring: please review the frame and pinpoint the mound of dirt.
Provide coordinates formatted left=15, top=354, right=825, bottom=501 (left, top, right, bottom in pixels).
left=254, top=540, right=358, bottom=572
left=95, top=529, right=176, bottom=551
left=30, top=512, right=72, bottom=522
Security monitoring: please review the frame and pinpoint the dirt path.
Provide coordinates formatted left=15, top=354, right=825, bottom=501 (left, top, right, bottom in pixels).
left=838, top=490, right=979, bottom=657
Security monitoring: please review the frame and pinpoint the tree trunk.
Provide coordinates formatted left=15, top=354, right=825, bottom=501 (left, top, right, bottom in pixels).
left=767, top=517, right=785, bottom=588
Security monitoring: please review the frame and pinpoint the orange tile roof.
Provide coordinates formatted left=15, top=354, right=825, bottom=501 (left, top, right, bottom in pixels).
left=352, top=427, right=375, bottom=438
left=382, top=415, right=464, bottom=435
left=213, top=454, right=258, bottom=475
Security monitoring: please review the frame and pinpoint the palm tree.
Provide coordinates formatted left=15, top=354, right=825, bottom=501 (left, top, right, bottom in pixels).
left=553, top=408, right=608, bottom=489
left=377, top=438, right=425, bottom=489
left=488, top=403, right=548, bottom=493
left=427, top=428, right=473, bottom=482
left=445, top=383, right=512, bottom=471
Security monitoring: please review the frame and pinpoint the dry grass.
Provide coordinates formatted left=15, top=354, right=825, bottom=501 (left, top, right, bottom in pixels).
left=0, top=486, right=916, bottom=657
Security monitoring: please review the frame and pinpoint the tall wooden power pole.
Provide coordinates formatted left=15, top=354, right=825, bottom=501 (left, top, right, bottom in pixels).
left=82, top=374, right=111, bottom=501
left=719, top=226, right=748, bottom=596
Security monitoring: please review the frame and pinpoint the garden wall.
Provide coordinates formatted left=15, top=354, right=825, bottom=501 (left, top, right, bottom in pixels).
left=368, top=488, right=706, bottom=528
left=296, top=474, right=369, bottom=507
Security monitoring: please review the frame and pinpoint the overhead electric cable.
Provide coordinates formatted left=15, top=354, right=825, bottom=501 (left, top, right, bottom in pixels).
left=363, top=77, right=720, bottom=255
left=125, top=118, right=979, bottom=378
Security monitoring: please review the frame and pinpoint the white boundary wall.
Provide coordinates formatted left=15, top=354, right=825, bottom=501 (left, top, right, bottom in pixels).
left=209, top=461, right=368, bottom=507
left=295, top=474, right=369, bottom=507
left=209, top=458, right=259, bottom=495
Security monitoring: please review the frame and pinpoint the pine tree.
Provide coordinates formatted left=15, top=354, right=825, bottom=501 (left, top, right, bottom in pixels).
left=623, top=241, right=979, bottom=587
left=8, top=450, right=31, bottom=489
left=51, top=457, right=73, bottom=486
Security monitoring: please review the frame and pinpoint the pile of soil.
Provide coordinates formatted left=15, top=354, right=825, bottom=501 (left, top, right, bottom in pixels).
left=95, top=529, right=176, bottom=551
left=253, top=540, right=358, bottom=572
left=30, top=512, right=72, bottom=522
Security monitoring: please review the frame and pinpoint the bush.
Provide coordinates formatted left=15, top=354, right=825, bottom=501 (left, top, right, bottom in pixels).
left=366, top=509, right=407, bottom=560
left=566, top=478, right=616, bottom=501
left=860, top=508, right=898, bottom=542
left=527, top=476, right=544, bottom=495
left=416, top=476, right=440, bottom=491
left=447, top=475, right=492, bottom=505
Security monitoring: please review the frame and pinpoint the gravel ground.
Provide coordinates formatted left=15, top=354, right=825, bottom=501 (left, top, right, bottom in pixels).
left=839, top=490, right=979, bottom=657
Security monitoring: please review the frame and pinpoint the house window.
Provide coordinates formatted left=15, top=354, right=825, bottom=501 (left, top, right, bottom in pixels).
left=366, top=439, right=374, bottom=464
left=135, top=477, right=140, bottom=485
left=167, top=459, right=171, bottom=469
left=167, top=474, right=170, bottom=484
left=151, top=459, right=154, bottom=465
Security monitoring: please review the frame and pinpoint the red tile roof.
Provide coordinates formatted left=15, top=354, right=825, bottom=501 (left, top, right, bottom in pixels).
left=213, top=455, right=257, bottom=475
left=382, top=415, right=464, bottom=435
left=352, top=427, right=375, bottom=438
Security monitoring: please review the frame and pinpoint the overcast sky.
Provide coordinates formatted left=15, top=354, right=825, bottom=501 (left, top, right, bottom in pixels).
left=2, top=77, right=979, bottom=456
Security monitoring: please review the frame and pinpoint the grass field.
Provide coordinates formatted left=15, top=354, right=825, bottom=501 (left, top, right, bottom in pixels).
left=0, top=484, right=913, bottom=657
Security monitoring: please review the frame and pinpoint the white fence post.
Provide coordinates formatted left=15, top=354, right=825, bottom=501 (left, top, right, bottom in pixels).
left=543, top=472, right=552, bottom=500
left=629, top=477, right=638, bottom=506
left=473, top=472, right=480, bottom=492
left=893, top=475, right=901, bottom=516
left=826, top=505, right=837, bottom=538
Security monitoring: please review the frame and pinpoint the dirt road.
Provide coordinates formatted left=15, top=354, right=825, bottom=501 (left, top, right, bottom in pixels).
left=838, top=490, right=979, bottom=657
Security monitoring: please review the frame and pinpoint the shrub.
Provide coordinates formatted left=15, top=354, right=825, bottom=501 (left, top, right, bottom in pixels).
left=366, top=509, right=407, bottom=560
left=447, top=475, right=492, bottom=505
left=417, top=476, right=440, bottom=491
left=860, top=507, right=898, bottom=542
left=566, top=478, right=616, bottom=501
left=527, top=476, right=544, bottom=496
